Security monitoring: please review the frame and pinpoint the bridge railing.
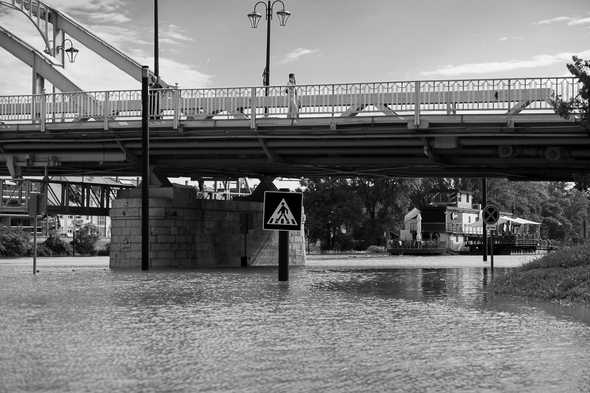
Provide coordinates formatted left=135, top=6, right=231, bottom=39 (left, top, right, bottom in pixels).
left=0, top=76, right=580, bottom=128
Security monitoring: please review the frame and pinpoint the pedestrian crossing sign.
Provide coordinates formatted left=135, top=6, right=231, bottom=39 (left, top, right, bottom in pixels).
left=263, top=191, right=303, bottom=231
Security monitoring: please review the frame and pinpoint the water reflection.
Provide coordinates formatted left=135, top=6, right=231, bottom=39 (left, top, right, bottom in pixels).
left=0, top=262, right=589, bottom=393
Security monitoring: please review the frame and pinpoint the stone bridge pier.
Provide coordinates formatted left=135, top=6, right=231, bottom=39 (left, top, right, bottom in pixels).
left=109, top=186, right=306, bottom=269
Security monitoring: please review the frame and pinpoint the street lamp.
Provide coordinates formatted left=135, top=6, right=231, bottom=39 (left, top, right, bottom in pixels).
left=44, top=38, right=79, bottom=64
left=247, top=1, right=291, bottom=89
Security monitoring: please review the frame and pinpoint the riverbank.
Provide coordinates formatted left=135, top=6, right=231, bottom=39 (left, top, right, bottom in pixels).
left=492, top=244, right=590, bottom=304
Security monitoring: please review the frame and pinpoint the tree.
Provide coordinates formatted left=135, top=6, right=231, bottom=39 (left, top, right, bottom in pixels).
left=72, top=223, right=100, bottom=255
left=554, top=56, right=590, bottom=130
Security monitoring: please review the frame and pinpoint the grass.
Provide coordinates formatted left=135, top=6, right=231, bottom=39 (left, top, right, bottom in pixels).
left=492, top=244, right=590, bottom=304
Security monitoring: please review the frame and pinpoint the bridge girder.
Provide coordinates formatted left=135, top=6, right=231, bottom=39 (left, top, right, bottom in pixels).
left=0, top=117, right=588, bottom=181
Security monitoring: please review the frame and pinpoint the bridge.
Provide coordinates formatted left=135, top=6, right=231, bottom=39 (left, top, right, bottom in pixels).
left=0, top=76, right=588, bottom=180
left=0, top=0, right=588, bottom=181
left=0, top=177, right=135, bottom=216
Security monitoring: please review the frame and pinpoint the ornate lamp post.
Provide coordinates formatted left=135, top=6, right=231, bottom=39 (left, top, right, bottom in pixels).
left=247, top=1, right=291, bottom=91
left=44, top=38, right=79, bottom=65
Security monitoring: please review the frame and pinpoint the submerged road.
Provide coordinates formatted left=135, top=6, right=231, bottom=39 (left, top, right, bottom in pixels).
left=0, top=255, right=589, bottom=392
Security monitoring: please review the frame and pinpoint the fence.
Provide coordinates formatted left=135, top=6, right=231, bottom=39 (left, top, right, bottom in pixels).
left=0, top=76, right=579, bottom=129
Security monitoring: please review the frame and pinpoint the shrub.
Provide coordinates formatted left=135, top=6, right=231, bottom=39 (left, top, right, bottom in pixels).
left=519, top=244, right=590, bottom=271
left=366, top=245, right=386, bottom=254
left=0, top=226, right=31, bottom=257
left=72, top=223, right=100, bottom=255
left=42, top=232, right=72, bottom=256
left=96, top=242, right=110, bottom=256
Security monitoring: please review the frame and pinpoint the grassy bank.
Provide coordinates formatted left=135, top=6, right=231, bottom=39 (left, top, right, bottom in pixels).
left=492, top=244, right=590, bottom=304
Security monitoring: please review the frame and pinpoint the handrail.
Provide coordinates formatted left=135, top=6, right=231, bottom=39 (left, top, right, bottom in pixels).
left=0, top=76, right=580, bottom=129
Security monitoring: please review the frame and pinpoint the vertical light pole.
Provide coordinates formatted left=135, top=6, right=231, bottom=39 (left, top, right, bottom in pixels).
left=247, top=0, right=291, bottom=93
left=141, top=66, right=150, bottom=271
left=154, top=0, right=159, bottom=82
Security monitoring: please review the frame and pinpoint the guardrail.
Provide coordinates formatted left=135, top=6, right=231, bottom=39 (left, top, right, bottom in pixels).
left=0, top=76, right=579, bottom=130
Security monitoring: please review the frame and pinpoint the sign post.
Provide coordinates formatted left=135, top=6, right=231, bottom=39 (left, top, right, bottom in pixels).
left=482, top=203, right=500, bottom=274
left=28, top=193, right=46, bottom=275
left=263, top=191, right=303, bottom=282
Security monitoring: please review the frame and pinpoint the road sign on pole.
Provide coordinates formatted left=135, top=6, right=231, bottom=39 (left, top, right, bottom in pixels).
left=263, top=191, right=303, bottom=282
left=482, top=204, right=500, bottom=226
left=263, top=191, right=303, bottom=231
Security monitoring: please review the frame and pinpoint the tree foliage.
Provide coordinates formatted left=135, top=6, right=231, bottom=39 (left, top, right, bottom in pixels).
left=302, top=177, right=589, bottom=250
left=72, top=223, right=100, bottom=255
left=0, top=226, right=31, bottom=256
left=554, top=56, right=590, bottom=128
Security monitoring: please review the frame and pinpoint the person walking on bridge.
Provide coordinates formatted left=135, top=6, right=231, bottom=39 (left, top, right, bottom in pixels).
left=286, top=73, right=299, bottom=120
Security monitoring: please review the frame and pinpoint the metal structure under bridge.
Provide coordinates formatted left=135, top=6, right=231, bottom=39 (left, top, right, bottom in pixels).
left=0, top=177, right=135, bottom=217
left=0, top=76, right=589, bottom=180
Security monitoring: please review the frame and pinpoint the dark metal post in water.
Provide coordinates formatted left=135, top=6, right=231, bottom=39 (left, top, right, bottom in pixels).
left=278, top=230, right=289, bottom=281
left=482, top=177, right=487, bottom=262
left=33, top=215, right=37, bottom=274
left=141, top=66, right=150, bottom=271
left=490, top=233, right=494, bottom=275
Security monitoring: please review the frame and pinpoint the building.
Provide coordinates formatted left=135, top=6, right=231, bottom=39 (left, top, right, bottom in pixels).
left=396, top=191, right=540, bottom=254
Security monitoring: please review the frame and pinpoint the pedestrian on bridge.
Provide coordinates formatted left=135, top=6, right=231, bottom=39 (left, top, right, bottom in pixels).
left=286, top=73, right=299, bottom=120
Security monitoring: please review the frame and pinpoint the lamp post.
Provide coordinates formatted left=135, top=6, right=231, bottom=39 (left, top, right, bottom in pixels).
left=247, top=0, right=291, bottom=93
left=45, top=38, right=79, bottom=66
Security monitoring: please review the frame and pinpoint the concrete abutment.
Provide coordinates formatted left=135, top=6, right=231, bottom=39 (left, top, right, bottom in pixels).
left=109, top=187, right=305, bottom=269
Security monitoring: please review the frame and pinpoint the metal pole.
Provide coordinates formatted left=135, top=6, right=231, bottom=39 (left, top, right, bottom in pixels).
left=241, top=233, right=248, bottom=268
left=154, top=0, right=159, bottom=81
left=264, top=0, right=271, bottom=91
left=141, top=66, right=150, bottom=271
left=33, top=215, right=37, bottom=274
left=278, top=230, right=289, bottom=281
left=482, top=177, right=487, bottom=262
left=490, top=233, right=494, bottom=275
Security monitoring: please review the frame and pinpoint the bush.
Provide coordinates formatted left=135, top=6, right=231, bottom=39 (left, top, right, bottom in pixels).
left=366, top=245, right=386, bottom=254
left=96, top=241, right=110, bottom=256
left=0, top=226, right=31, bottom=257
left=72, top=223, right=100, bottom=255
left=42, top=232, right=72, bottom=256
left=493, top=244, right=590, bottom=303
left=519, top=244, right=590, bottom=271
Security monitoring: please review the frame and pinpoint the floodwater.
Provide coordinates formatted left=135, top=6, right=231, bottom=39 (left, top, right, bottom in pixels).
left=1, top=256, right=589, bottom=393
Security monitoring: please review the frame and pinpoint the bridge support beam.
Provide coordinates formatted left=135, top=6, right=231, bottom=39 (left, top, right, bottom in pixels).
left=109, top=186, right=306, bottom=269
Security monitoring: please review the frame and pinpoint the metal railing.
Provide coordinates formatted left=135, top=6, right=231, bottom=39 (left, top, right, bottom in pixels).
left=0, top=76, right=579, bottom=129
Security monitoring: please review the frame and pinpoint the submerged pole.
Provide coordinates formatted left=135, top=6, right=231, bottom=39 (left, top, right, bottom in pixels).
left=278, top=230, right=289, bottom=281
left=141, top=66, right=150, bottom=271
left=33, top=215, right=37, bottom=274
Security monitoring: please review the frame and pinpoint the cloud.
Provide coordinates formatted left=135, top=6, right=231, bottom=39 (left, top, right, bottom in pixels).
left=279, top=48, right=319, bottom=64
left=536, top=15, right=590, bottom=26
left=421, top=49, right=590, bottom=76
left=536, top=16, right=573, bottom=25
left=499, top=36, right=524, bottom=41
left=159, top=24, right=194, bottom=46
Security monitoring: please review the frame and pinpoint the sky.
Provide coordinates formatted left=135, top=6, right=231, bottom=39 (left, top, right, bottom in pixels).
left=1, top=0, right=590, bottom=95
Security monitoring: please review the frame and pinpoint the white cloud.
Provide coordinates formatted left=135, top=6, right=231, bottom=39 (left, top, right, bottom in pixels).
left=421, top=49, right=590, bottom=76
left=498, top=36, right=523, bottom=41
left=280, top=48, right=319, bottom=64
left=536, top=16, right=573, bottom=24
left=568, top=17, right=590, bottom=26
left=536, top=15, right=590, bottom=26
left=160, top=24, right=194, bottom=45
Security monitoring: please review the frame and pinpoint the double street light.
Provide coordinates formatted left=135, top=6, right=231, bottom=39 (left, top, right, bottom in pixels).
left=247, top=1, right=291, bottom=88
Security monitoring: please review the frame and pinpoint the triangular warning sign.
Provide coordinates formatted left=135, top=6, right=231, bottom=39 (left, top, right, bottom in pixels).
left=267, top=198, right=298, bottom=226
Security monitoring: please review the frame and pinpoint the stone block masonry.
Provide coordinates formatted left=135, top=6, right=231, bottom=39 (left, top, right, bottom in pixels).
left=110, top=187, right=306, bottom=269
